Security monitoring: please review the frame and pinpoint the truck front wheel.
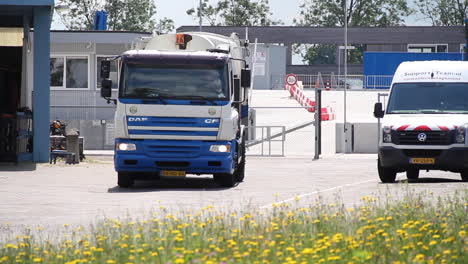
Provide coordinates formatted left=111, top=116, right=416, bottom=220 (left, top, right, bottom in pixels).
left=235, top=138, right=246, bottom=182
left=378, top=159, right=397, bottom=183
left=214, top=173, right=236, bottom=187
left=118, top=172, right=135, bottom=188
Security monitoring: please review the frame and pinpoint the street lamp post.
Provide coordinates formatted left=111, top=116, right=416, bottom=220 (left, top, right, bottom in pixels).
left=343, top=0, right=348, bottom=153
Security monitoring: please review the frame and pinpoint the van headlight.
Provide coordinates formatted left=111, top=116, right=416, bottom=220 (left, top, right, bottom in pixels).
left=210, top=145, right=231, bottom=153
left=117, top=143, right=137, bottom=151
left=382, top=126, right=392, bottom=143
left=455, top=125, right=466, bottom=143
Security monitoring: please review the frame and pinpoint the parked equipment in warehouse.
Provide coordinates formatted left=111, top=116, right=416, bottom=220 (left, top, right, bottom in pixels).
left=100, top=32, right=251, bottom=188
left=49, top=120, right=85, bottom=162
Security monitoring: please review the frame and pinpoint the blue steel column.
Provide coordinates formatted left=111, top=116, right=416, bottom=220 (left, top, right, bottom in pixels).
left=33, top=6, right=51, bottom=162
left=465, top=18, right=468, bottom=61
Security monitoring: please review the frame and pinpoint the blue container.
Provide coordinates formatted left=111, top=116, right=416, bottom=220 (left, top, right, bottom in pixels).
left=364, top=52, right=465, bottom=89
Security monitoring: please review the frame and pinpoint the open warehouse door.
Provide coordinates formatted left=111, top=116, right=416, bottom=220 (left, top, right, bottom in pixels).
left=0, top=28, right=31, bottom=163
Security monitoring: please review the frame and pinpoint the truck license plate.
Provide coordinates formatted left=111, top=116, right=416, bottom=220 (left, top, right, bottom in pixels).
left=410, top=158, right=435, bottom=164
left=161, top=170, right=186, bottom=177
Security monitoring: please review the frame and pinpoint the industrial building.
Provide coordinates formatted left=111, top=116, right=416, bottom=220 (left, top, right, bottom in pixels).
left=0, top=0, right=54, bottom=163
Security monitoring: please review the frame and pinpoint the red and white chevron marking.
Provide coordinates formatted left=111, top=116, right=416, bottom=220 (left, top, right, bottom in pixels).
left=284, top=84, right=335, bottom=121
left=394, top=124, right=458, bottom=131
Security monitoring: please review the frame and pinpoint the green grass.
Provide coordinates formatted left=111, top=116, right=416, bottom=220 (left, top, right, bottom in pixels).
left=1, top=192, right=466, bottom=264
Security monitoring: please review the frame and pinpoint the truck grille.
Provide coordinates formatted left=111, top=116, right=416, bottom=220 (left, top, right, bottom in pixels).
left=127, top=116, right=219, bottom=139
left=393, top=131, right=452, bottom=145
left=144, top=141, right=201, bottom=158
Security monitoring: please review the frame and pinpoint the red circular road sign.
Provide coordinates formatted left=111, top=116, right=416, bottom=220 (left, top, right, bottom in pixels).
left=285, top=74, right=298, bottom=86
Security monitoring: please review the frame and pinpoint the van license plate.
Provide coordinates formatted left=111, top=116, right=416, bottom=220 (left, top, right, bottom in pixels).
left=161, top=170, right=186, bottom=177
left=410, top=158, right=435, bottom=164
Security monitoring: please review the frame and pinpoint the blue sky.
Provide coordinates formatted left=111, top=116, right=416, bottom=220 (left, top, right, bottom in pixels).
left=52, top=0, right=429, bottom=30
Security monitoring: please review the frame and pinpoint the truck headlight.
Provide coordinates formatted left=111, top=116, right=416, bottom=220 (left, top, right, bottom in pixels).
left=210, top=145, right=231, bottom=153
left=117, top=143, right=137, bottom=151
left=455, top=126, right=466, bottom=143
left=382, top=126, right=392, bottom=143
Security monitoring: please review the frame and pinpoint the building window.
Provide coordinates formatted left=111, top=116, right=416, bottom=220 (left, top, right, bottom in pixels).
left=96, top=56, right=119, bottom=89
left=460, top=44, right=466, bottom=53
left=50, top=55, right=89, bottom=89
left=407, top=44, right=448, bottom=53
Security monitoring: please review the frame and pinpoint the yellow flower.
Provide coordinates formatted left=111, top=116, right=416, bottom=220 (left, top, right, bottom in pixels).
left=429, top=240, right=437, bottom=246
left=459, top=230, right=466, bottom=237
left=175, top=258, right=184, bottom=264
left=33, top=258, right=42, bottom=263
left=413, top=254, right=424, bottom=262
left=106, top=260, right=116, bottom=264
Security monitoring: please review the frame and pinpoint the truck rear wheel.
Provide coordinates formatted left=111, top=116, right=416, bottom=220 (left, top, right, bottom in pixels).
left=118, top=172, right=135, bottom=188
left=378, top=159, right=397, bottom=183
left=461, top=171, right=468, bottom=182
left=214, top=173, right=236, bottom=187
left=406, top=169, right=419, bottom=180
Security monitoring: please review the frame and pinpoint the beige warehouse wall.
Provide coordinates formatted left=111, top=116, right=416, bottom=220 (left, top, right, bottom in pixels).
left=0, top=28, right=23, bottom=47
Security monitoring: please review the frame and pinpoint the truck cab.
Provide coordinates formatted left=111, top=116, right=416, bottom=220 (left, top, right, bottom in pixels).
left=374, top=61, right=468, bottom=183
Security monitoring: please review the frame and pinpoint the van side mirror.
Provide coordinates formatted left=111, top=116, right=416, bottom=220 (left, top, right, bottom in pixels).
left=101, top=79, right=112, bottom=98
left=374, top=102, right=384, bottom=118
left=241, top=69, right=251, bottom=88
left=101, top=60, right=110, bottom=79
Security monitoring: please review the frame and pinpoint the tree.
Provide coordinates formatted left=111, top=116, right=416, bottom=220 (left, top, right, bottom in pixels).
left=58, top=0, right=173, bottom=32
left=293, top=0, right=413, bottom=65
left=186, top=0, right=281, bottom=26
left=416, top=0, right=468, bottom=26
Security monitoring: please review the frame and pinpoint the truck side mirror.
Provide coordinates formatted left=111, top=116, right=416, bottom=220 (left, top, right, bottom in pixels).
left=101, top=60, right=110, bottom=79
left=241, top=69, right=251, bottom=88
left=233, top=78, right=241, bottom=101
left=374, top=102, right=384, bottom=118
left=101, top=79, right=112, bottom=98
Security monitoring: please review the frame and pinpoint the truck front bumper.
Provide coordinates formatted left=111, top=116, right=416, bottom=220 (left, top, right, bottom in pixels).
left=378, top=146, right=468, bottom=172
left=114, top=139, right=235, bottom=175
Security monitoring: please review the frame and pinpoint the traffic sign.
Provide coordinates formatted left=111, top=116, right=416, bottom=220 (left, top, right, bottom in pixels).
left=285, top=74, right=298, bottom=86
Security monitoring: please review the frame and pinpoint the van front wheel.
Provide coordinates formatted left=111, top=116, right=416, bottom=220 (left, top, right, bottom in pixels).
left=378, top=159, right=397, bottom=183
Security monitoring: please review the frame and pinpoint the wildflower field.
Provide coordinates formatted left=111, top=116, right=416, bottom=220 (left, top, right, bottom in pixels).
left=1, top=192, right=466, bottom=264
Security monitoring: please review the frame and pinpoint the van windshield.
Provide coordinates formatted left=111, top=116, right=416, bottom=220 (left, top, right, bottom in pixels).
left=386, top=82, right=468, bottom=114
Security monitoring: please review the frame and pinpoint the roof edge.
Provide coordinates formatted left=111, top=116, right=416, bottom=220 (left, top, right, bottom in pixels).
left=0, top=0, right=54, bottom=6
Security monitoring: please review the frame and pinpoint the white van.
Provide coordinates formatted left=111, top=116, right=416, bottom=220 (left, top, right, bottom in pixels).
left=374, top=61, right=468, bottom=183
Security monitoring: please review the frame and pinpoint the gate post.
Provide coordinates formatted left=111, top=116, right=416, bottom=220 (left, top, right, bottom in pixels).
left=314, top=89, right=322, bottom=160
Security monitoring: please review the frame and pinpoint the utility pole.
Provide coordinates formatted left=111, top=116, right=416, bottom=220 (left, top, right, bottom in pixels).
left=199, top=0, right=203, bottom=32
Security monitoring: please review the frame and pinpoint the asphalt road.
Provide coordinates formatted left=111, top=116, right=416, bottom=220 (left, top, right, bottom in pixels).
left=0, top=154, right=466, bottom=238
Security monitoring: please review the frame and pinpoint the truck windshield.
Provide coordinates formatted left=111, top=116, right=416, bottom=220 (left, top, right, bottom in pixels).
left=386, top=82, right=468, bottom=114
left=120, top=64, right=228, bottom=100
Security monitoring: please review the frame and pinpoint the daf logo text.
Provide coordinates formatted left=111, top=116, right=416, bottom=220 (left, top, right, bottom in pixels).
left=128, top=117, right=149, bottom=122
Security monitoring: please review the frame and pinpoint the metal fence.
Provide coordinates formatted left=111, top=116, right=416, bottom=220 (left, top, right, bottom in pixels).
left=50, top=90, right=115, bottom=121
left=271, top=74, right=393, bottom=90
left=246, top=126, right=286, bottom=156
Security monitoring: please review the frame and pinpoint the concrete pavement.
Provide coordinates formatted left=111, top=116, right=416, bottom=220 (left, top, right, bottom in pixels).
left=0, top=154, right=465, bottom=237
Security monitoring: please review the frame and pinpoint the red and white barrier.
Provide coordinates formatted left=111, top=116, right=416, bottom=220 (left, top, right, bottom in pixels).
left=284, top=83, right=335, bottom=121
